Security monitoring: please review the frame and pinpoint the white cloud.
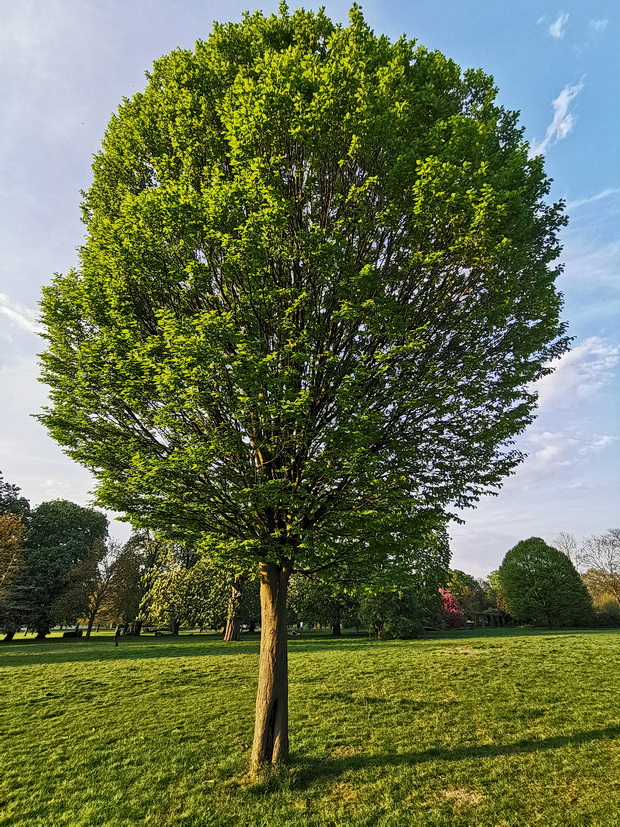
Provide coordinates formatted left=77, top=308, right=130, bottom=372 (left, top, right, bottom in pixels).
left=527, top=429, right=614, bottom=471
left=529, top=430, right=577, bottom=469
left=549, top=13, right=569, bottom=38
left=533, top=337, right=619, bottom=408
left=560, top=237, right=620, bottom=302
left=0, top=293, right=41, bottom=334
left=529, top=81, right=583, bottom=157
left=588, top=19, right=608, bottom=34
left=566, top=188, right=620, bottom=210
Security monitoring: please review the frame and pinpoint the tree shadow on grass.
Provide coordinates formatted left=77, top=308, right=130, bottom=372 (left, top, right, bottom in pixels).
left=0, top=632, right=394, bottom=668
left=0, top=637, right=261, bottom=667
left=290, top=724, right=620, bottom=790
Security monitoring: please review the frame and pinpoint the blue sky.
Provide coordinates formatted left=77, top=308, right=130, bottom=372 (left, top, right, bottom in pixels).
left=0, top=1, right=617, bottom=577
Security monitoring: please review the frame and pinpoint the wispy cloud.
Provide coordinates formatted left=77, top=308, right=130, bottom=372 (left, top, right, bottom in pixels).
left=529, top=81, right=584, bottom=156
left=567, top=188, right=620, bottom=210
left=588, top=18, right=608, bottom=35
left=549, top=13, right=569, bottom=38
left=527, top=429, right=615, bottom=473
left=0, top=293, right=41, bottom=334
left=533, top=337, right=619, bottom=408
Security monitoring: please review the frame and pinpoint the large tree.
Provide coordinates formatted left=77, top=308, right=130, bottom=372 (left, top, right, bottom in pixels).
left=39, top=7, right=568, bottom=771
left=497, top=537, right=594, bottom=627
left=18, top=500, right=108, bottom=638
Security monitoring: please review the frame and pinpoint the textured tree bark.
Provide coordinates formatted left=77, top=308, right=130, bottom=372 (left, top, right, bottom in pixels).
left=250, top=559, right=291, bottom=774
left=86, top=611, right=96, bottom=638
left=223, top=576, right=243, bottom=641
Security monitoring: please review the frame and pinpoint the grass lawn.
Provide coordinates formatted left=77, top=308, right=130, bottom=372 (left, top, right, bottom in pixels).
left=1, top=628, right=619, bottom=826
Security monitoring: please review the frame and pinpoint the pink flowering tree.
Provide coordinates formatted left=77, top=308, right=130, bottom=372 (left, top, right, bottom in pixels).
left=439, top=588, right=466, bottom=629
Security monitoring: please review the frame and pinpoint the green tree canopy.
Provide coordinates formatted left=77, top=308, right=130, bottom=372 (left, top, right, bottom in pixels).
left=39, top=6, right=568, bottom=771
left=497, top=537, right=594, bottom=627
left=18, top=500, right=108, bottom=638
left=0, top=472, right=30, bottom=517
left=446, top=569, right=486, bottom=619
left=288, top=574, right=360, bottom=635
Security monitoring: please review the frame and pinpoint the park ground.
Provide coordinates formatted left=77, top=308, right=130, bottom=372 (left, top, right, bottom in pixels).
left=1, top=628, right=619, bottom=826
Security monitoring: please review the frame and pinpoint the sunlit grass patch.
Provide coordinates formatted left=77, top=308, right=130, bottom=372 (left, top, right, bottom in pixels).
left=1, top=628, right=619, bottom=825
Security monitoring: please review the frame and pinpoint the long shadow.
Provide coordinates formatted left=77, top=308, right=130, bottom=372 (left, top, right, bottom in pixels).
left=0, top=633, right=388, bottom=668
left=3, top=626, right=618, bottom=668
left=290, top=724, right=620, bottom=790
left=0, top=637, right=261, bottom=667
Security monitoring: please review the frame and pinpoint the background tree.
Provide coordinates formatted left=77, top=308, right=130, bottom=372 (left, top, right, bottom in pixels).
left=439, top=587, right=466, bottom=629
left=497, top=537, right=594, bottom=627
left=0, top=472, right=30, bottom=517
left=18, top=500, right=108, bottom=638
left=446, top=569, right=485, bottom=620
left=582, top=569, right=620, bottom=626
left=38, top=6, right=569, bottom=771
left=0, top=514, right=27, bottom=641
left=358, top=585, right=423, bottom=639
left=578, top=530, right=620, bottom=606
left=357, top=527, right=450, bottom=637
left=105, top=531, right=165, bottom=634
left=80, top=543, right=118, bottom=637
left=51, top=535, right=108, bottom=632
left=552, top=531, right=579, bottom=565
left=288, top=574, right=359, bottom=636
left=485, top=570, right=508, bottom=613
left=222, top=574, right=261, bottom=640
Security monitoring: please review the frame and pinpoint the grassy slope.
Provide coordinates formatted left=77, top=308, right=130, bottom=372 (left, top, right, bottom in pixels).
left=1, top=629, right=619, bottom=826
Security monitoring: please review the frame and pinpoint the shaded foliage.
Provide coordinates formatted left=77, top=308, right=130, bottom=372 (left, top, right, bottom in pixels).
left=446, top=569, right=486, bottom=619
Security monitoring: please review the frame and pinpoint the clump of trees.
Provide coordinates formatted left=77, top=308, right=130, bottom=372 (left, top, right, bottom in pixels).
left=496, top=537, right=594, bottom=627
left=0, top=472, right=109, bottom=641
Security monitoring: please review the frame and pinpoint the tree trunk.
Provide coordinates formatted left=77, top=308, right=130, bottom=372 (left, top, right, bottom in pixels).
left=223, top=576, right=243, bottom=641
left=332, top=604, right=342, bottom=636
left=133, top=620, right=142, bottom=636
left=170, top=619, right=180, bottom=635
left=248, top=620, right=256, bottom=633
left=250, top=559, right=291, bottom=774
left=86, top=614, right=95, bottom=638
left=3, top=630, right=15, bottom=642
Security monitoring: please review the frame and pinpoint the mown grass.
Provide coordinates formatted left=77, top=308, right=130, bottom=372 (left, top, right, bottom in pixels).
left=1, top=628, right=619, bottom=826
